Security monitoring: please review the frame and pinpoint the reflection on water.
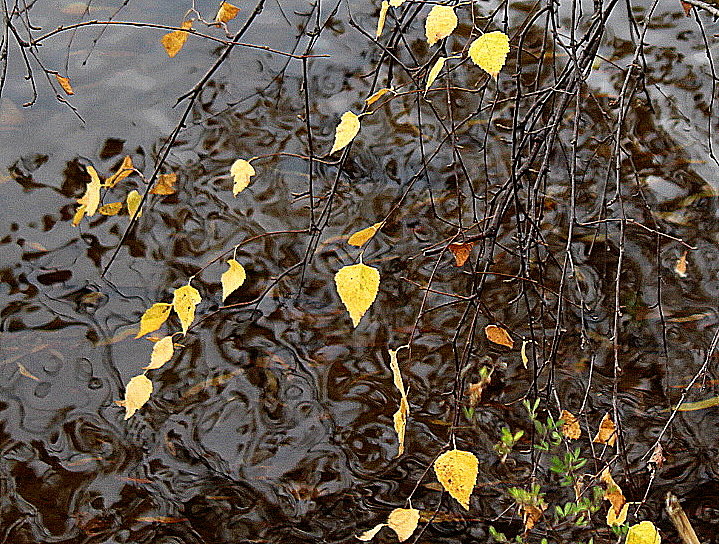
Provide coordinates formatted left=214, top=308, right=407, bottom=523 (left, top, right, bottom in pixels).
left=2, top=0, right=719, bottom=542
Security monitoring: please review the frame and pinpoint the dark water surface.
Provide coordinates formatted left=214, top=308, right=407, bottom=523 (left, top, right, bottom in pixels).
left=2, top=0, right=719, bottom=542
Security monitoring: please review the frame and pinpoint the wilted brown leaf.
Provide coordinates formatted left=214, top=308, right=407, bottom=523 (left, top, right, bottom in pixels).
left=485, top=324, right=513, bottom=348
left=55, top=74, right=74, bottom=95
left=559, top=409, right=581, bottom=439
left=150, top=173, right=177, bottom=195
left=593, top=412, right=617, bottom=447
left=600, top=468, right=626, bottom=516
left=674, top=251, right=688, bottom=278
left=448, top=241, right=474, bottom=266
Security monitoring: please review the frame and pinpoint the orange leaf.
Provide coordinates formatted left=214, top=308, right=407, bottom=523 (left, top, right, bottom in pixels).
left=150, top=173, right=177, bottom=195
left=105, top=155, right=134, bottom=188
left=55, top=74, right=74, bottom=95
left=448, top=242, right=474, bottom=266
left=485, top=324, right=513, bottom=348
left=593, top=412, right=617, bottom=447
left=600, top=468, right=626, bottom=516
left=559, top=409, right=581, bottom=439
left=161, top=20, right=192, bottom=58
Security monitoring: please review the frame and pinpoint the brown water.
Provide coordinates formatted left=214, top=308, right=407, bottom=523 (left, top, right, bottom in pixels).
left=2, top=0, right=719, bottom=542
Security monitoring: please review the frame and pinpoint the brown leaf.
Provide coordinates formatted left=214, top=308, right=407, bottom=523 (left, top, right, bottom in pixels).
left=449, top=242, right=474, bottom=266
left=559, top=409, right=581, bottom=440
left=522, top=503, right=545, bottom=531
left=485, top=324, right=513, bottom=348
left=680, top=0, right=692, bottom=15
left=215, top=2, right=240, bottom=23
left=150, top=172, right=177, bottom=195
left=55, top=74, right=74, bottom=95
left=161, top=20, right=192, bottom=58
left=674, top=251, right=688, bottom=278
left=600, top=468, right=626, bottom=516
left=649, top=443, right=664, bottom=469
left=593, top=412, right=617, bottom=447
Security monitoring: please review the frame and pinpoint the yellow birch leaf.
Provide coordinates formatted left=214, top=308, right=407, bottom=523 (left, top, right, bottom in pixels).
left=366, top=87, right=393, bottom=106
left=221, top=259, right=246, bottom=302
left=390, top=347, right=409, bottom=456
left=136, top=302, right=172, bottom=338
left=425, top=5, right=457, bottom=46
left=433, top=449, right=479, bottom=510
left=78, top=165, right=101, bottom=217
left=607, top=502, right=629, bottom=526
left=626, top=521, right=661, bottom=544
left=387, top=508, right=420, bottom=542
left=389, top=0, right=405, bottom=6
left=485, top=324, right=513, bottom=348
left=117, top=374, right=153, bottom=420
left=215, top=2, right=240, bottom=23
left=348, top=222, right=382, bottom=247
left=72, top=204, right=87, bottom=226
left=105, top=155, right=134, bottom=188
left=468, top=31, right=510, bottom=78
left=151, top=172, right=178, bottom=195
left=600, top=468, right=626, bottom=515
left=55, top=74, right=74, bottom=95
left=357, top=523, right=386, bottom=541
left=126, top=189, right=143, bottom=218
left=559, top=409, right=581, bottom=439
left=376, top=0, right=389, bottom=38
left=426, top=57, right=446, bottom=92
left=98, top=202, right=123, bottom=216
left=231, top=159, right=255, bottom=195
left=330, top=111, right=361, bottom=155
left=334, top=263, right=380, bottom=327
left=173, top=284, right=202, bottom=335
left=144, top=335, right=174, bottom=370
left=521, top=339, right=529, bottom=368
left=161, top=20, right=192, bottom=58
left=593, top=412, right=617, bottom=447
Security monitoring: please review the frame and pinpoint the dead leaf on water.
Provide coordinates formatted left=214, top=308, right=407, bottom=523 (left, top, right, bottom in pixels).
left=55, top=74, right=74, bottom=95
left=593, top=412, right=617, bottom=447
left=485, top=324, right=513, bottom=348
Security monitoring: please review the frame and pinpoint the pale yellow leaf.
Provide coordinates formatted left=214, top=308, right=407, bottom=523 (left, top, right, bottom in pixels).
left=150, top=172, right=177, bottom=195
left=221, top=259, right=246, bottom=302
left=231, top=159, right=255, bottom=195
left=330, top=111, right=361, bottom=155
left=593, top=412, right=617, bottom=447
left=521, top=339, right=529, bottom=368
left=387, top=508, right=420, bottom=542
left=105, top=155, right=134, bottom=188
left=425, top=5, right=457, bottom=46
left=389, top=0, right=405, bottom=6
left=334, top=263, right=380, bottom=327
left=607, top=502, right=629, bottom=526
left=144, top=335, right=174, bottom=370
left=173, top=284, right=202, bottom=335
left=626, top=521, right=661, bottom=544
left=55, top=74, right=74, bottom=95
left=485, top=324, right=513, bottom=348
left=98, top=202, right=123, bottom=216
left=426, top=57, right=446, bottom=92
left=72, top=204, right=87, bottom=226
left=118, top=374, right=153, bottom=420
left=77, top=165, right=101, bottom=217
left=357, top=523, right=386, bottom=541
left=348, top=222, right=382, bottom=247
left=376, top=0, right=389, bottom=38
left=215, top=2, right=240, bottom=23
left=433, top=449, right=479, bottom=510
left=389, top=348, right=407, bottom=397
left=366, top=87, right=393, bottom=106
left=136, top=302, right=172, bottom=338
left=390, top=347, right=409, bottom=456
left=161, top=20, right=192, bottom=58
left=559, top=409, right=581, bottom=439
left=127, top=189, right=143, bottom=218
left=17, top=362, right=39, bottom=381
left=468, top=31, right=510, bottom=78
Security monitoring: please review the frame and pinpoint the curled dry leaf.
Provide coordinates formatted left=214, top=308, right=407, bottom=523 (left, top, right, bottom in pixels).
left=425, top=5, right=457, bottom=46
left=172, top=284, right=202, bottom=335
left=330, top=111, right=361, bottom=155
left=522, top=503, right=545, bottom=531
left=98, top=202, right=123, bottom=216
left=433, top=449, right=479, bottom=510
left=357, top=523, right=385, bottom=541
left=105, top=155, right=134, bottom=188
left=334, top=263, right=380, bottom=327
left=448, top=241, right=474, bottom=266
left=348, top=222, right=382, bottom=247
left=485, top=324, right=513, bottom=348
left=117, top=374, right=153, bottom=419
left=389, top=348, right=409, bottom=456
left=221, top=259, right=246, bottom=302
left=426, top=56, right=446, bottom=92
left=151, top=172, right=178, bottom=195
left=55, top=74, right=74, bottom=95
left=77, top=165, right=102, bottom=218
left=626, top=521, right=661, bottom=544
left=521, top=339, right=529, bottom=368
left=136, top=302, right=172, bottom=338
left=559, top=409, right=581, bottom=439
left=600, top=468, right=626, bottom=516
left=126, top=189, right=143, bottom=218
left=386, top=508, right=420, bottom=542
left=366, top=87, right=393, bottom=106
left=161, top=20, right=192, bottom=58
left=231, top=159, right=255, bottom=195
left=607, top=502, right=629, bottom=526
left=144, top=335, right=174, bottom=370
left=215, top=1, right=240, bottom=23
left=593, top=412, right=617, bottom=447
left=376, top=0, right=389, bottom=38
left=469, top=31, right=510, bottom=79
left=674, top=251, right=688, bottom=278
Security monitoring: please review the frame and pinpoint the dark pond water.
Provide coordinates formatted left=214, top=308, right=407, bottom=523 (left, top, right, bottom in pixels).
left=2, top=0, right=719, bottom=542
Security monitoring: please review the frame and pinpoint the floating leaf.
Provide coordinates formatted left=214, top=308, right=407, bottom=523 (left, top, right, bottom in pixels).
left=387, top=508, right=420, bottom=542
left=17, top=362, right=39, bottom=381
left=366, top=87, right=393, bottom=106
left=469, top=31, right=510, bottom=78
left=72, top=204, right=87, bottom=226
left=98, top=202, right=122, bottom=216
left=55, top=74, right=74, bottom=95
left=485, top=324, right=513, bottom=348
left=173, top=284, right=202, bottom=335
left=215, top=1, right=239, bottom=23
left=433, top=449, right=479, bottom=510
left=626, top=521, right=661, bottom=544
left=680, top=0, right=693, bottom=16
left=357, top=524, right=386, bottom=541
left=593, top=412, right=617, bottom=447
left=330, top=111, right=361, bottom=155
left=144, top=335, right=174, bottom=370
left=389, top=0, right=405, bottom=6
left=348, top=222, right=382, bottom=247
left=105, top=155, right=134, bottom=188
left=426, top=57, right=446, bottom=92
left=151, top=172, right=177, bottom=195
left=607, top=502, right=629, bottom=526
left=335, top=263, right=380, bottom=327
left=221, top=259, right=246, bottom=302
left=559, top=409, right=581, bottom=439
left=522, top=503, right=545, bottom=531
left=389, top=348, right=409, bottom=456
left=521, top=339, right=529, bottom=368
left=126, top=189, right=143, bottom=218
left=448, top=241, right=474, bottom=266
left=674, top=251, right=688, bottom=278
left=231, top=159, right=255, bottom=195
left=376, top=0, right=389, bottom=38
left=425, top=5, right=457, bottom=46
left=76, top=165, right=102, bottom=220
left=161, top=20, right=192, bottom=58
left=117, top=374, right=153, bottom=419
left=136, top=302, right=172, bottom=338
left=600, top=468, right=626, bottom=516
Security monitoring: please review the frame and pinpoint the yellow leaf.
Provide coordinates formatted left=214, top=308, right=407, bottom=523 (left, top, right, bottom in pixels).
left=366, top=87, right=393, bottom=106
left=559, top=409, right=581, bottom=439
left=469, top=31, right=510, bottom=78
left=55, top=74, right=74, bottom=95
left=376, top=0, right=389, bottom=38
left=230, top=159, right=255, bottom=195
left=485, top=324, right=513, bottom=348
left=77, top=165, right=101, bottom=217
left=72, top=204, right=87, bottom=226
left=161, top=20, right=192, bottom=58
left=151, top=172, right=177, bottom=195
left=221, top=259, right=246, bottom=302
left=433, top=449, right=479, bottom=510
left=389, top=0, right=405, bottom=6
left=127, top=189, right=143, bottom=218
left=607, top=502, right=629, bottom=526
left=600, top=468, right=626, bottom=516
left=357, top=523, right=386, bottom=541
left=98, top=202, right=123, bottom=215
left=390, top=347, right=409, bottom=456
left=425, top=5, right=457, bottom=46
left=426, top=57, right=446, bottom=92
left=173, top=284, right=202, bottom=335
left=105, top=155, right=134, bottom=188
left=334, top=263, right=380, bottom=327
left=136, top=302, right=172, bottom=338
left=626, top=521, right=661, bottom=544
left=215, top=2, right=240, bottom=23
left=348, top=222, right=382, bottom=247
left=387, top=508, right=420, bottom=542
left=330, top=111, right=361, bottom=155
left=521, top=339, right=529, bottom=368
left=593, top=412, right=617, bottom=447
left=118, top=374, right=153, bottom=420
left=144, top=335, right=174, bottom=370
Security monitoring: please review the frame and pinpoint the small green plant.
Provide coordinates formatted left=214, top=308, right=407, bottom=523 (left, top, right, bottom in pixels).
left=550, top=447, right=587, bottom=486
left=494, top=426, right=525, bottom=462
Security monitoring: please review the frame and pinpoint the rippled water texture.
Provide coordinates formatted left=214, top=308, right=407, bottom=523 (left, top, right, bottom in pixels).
left=2, top=0, right=719, bottom=542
